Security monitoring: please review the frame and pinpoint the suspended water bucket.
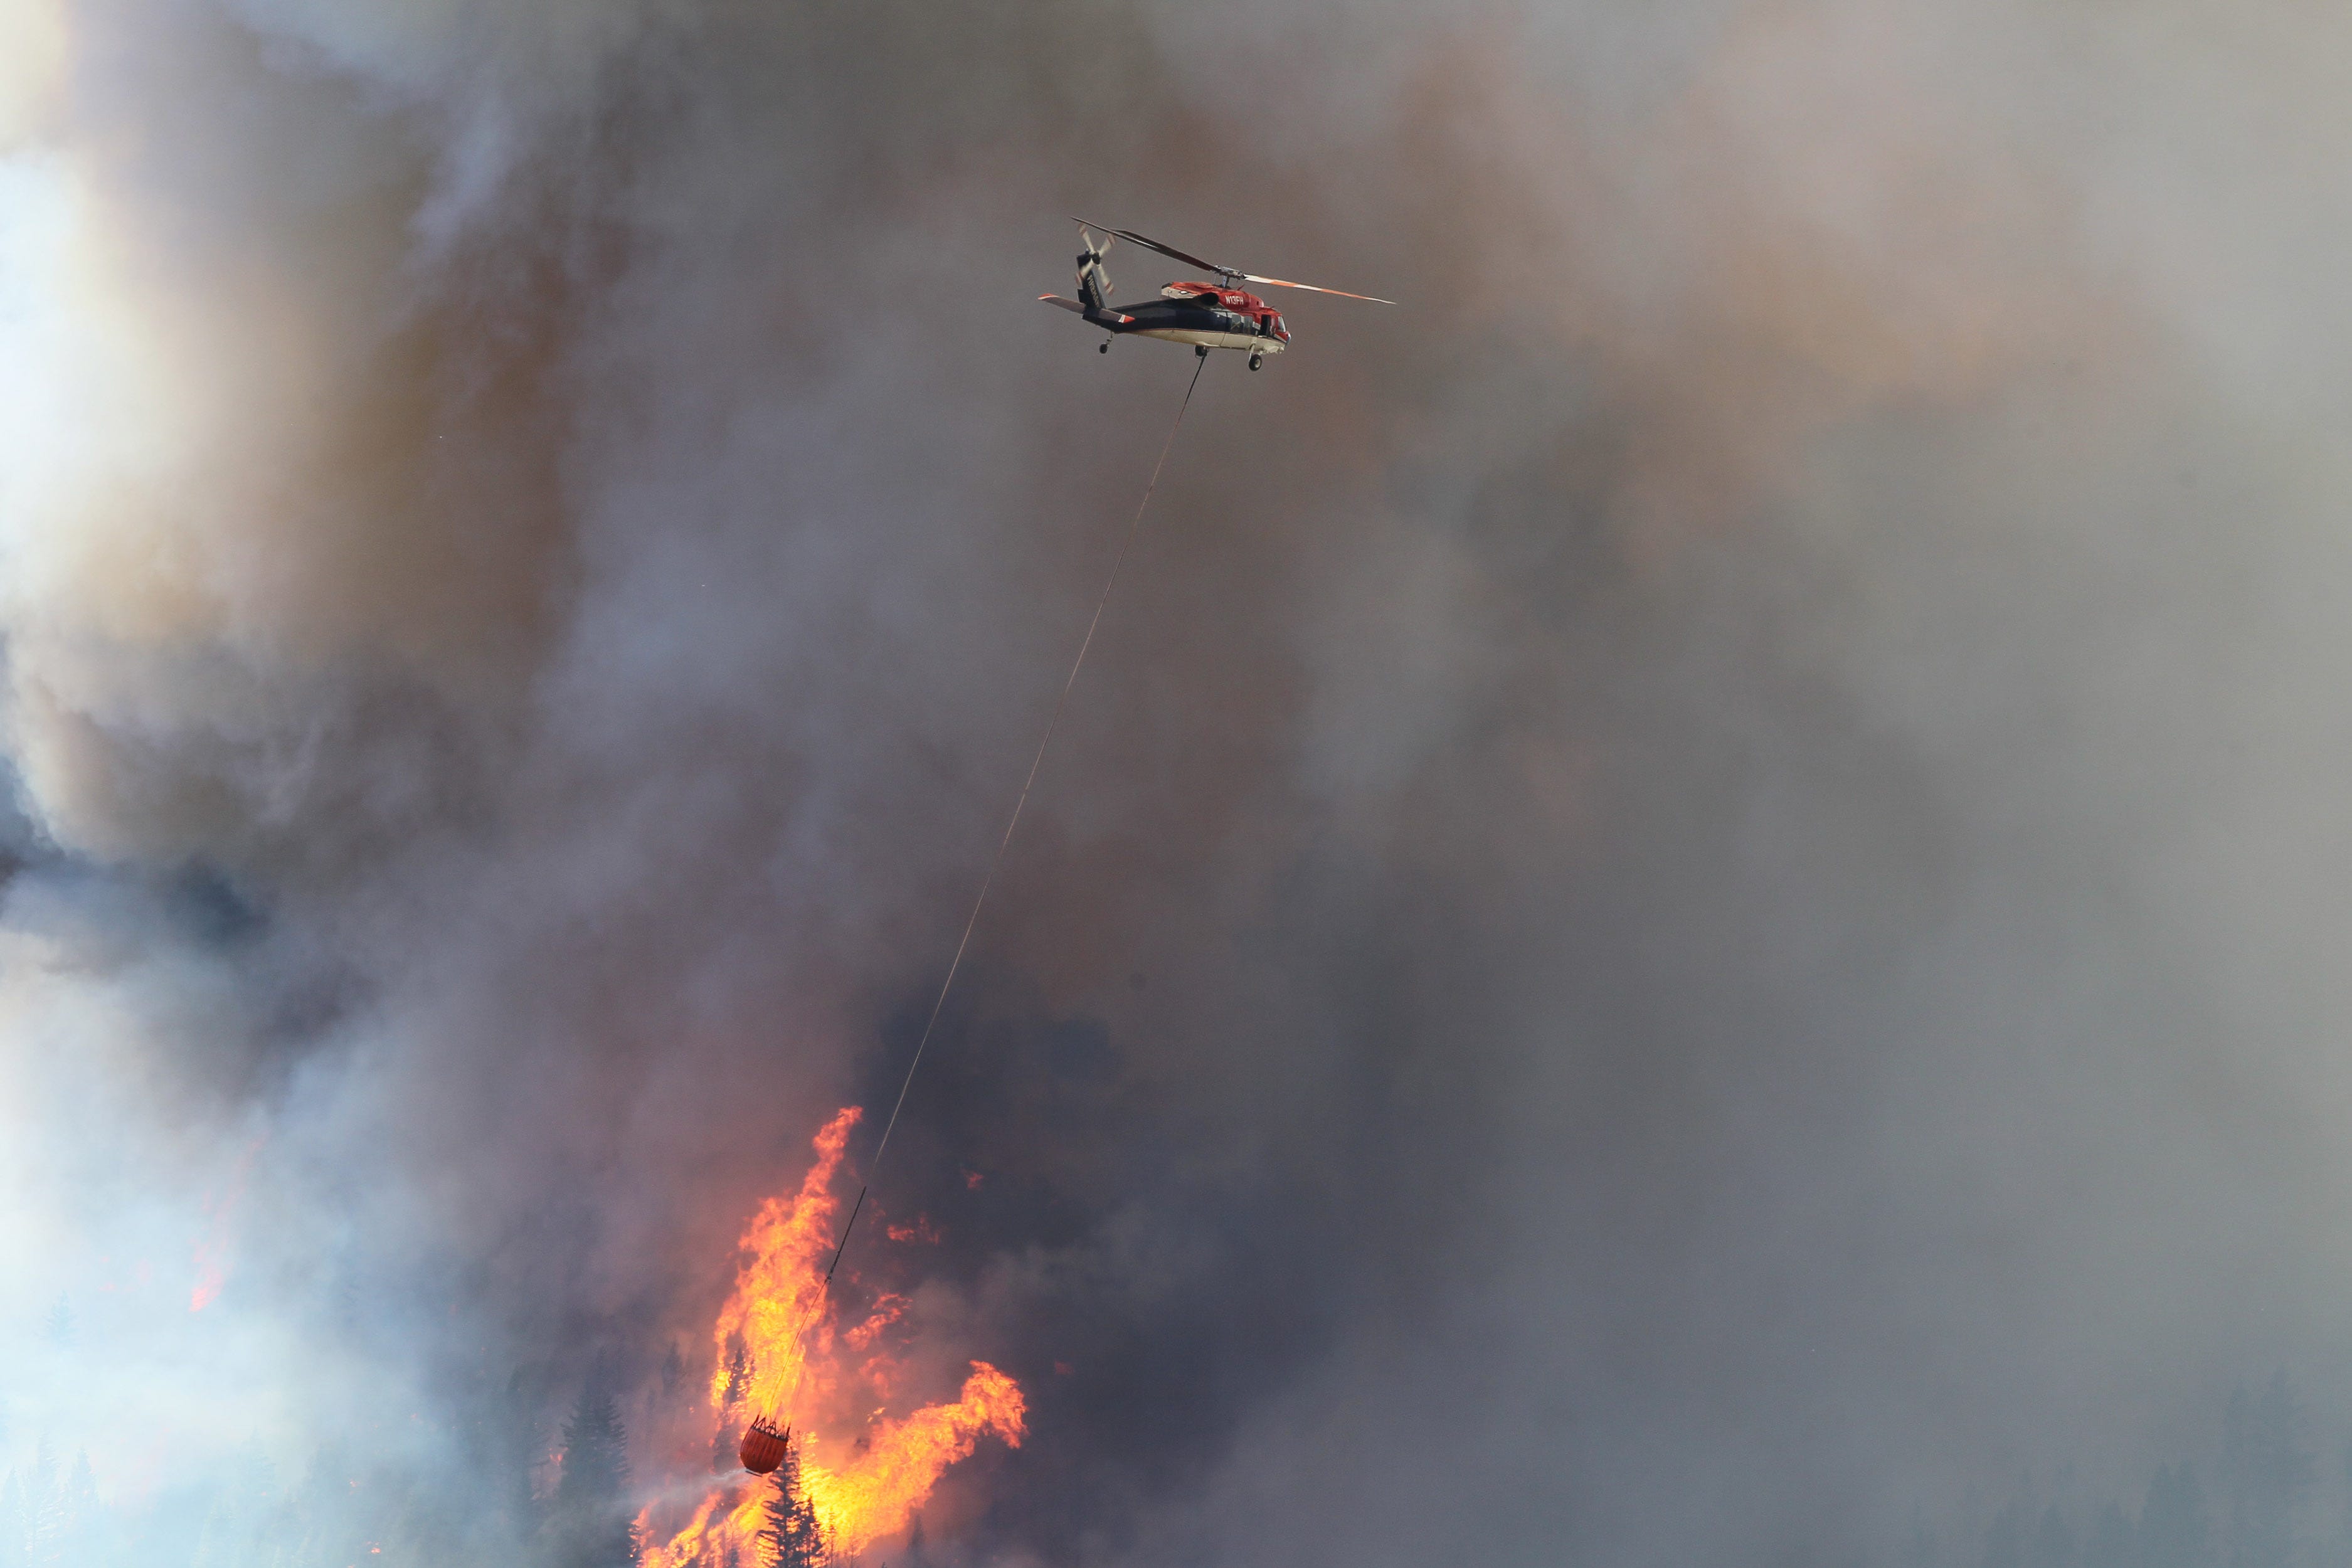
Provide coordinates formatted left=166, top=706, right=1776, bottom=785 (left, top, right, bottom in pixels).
left=739, top=1416, right=791, bottom=1475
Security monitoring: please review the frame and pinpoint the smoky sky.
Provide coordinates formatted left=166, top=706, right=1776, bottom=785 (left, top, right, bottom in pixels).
left=8, top=0, right=2352, bottom=1564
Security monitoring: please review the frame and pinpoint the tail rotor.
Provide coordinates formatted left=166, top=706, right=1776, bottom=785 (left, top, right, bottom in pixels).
left=1075, top=223, right=1116, bottom=313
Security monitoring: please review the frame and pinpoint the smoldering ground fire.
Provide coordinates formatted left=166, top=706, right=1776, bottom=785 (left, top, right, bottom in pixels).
left=14, top=0, right=2352, bottom=1565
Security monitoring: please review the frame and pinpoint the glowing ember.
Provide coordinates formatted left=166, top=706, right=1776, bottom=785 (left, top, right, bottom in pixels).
left=884, top=1214, right=942, bottom=1244
left=642, top=1109, right=1027, bottom=1565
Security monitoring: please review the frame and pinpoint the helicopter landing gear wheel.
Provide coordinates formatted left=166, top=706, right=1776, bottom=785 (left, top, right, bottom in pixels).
left=1248, top=353, right=1263, bottom=371
left=1098, top=339, right=1110, bottom=354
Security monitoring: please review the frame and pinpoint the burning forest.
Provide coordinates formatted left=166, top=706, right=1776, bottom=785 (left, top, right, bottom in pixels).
left=635, top=1108, right=1026, bottom=1568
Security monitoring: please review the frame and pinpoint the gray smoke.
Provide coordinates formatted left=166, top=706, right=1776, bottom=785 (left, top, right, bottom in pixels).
left=6, top=0, right=2352, bottom=1562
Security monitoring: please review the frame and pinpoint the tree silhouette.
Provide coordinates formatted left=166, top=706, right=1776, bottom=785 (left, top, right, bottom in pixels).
left=2225, top=1374, right=2314, bottom=1568
left=24, top=1441, right=61, bottom=1567
left=718, top=1335, right=751, bottom=1410
left=489, top=1365, right=546, bottom=1549
left=761, top=1435, right=827, bottom=1568
left=1983, top=1500, right=2026, bottom=1568
left=2142, top=1465, right=2215, bottom=1568
left=0, top=1468, right=24, bottom=1568
left=2080, top=1501, right=2132, bottom=1568
left=548, top=1382, right=640, bottom=1568
left=189, top=1444, right=279, bottom=1568
left=284, top=1443, right=364, bottom=1568
left=714, top=1335, right=754, bottom=1473
left=2026, top=1503, right=2075, bottom=1568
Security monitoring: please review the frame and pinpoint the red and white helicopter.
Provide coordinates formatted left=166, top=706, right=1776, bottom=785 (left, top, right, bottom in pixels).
left=1041, top=220, right=1392, bottom=370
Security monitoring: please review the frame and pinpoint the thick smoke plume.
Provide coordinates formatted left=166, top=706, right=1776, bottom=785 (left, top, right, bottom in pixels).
left=6, top=0, right=2352, bottom=1562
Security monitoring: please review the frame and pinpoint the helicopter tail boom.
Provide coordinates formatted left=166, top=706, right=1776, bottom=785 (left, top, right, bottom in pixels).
left=1041, top=294, right=1133, bottom=326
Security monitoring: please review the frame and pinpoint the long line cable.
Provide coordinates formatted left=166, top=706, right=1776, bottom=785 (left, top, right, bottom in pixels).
left=823, top=349, right=1211, bottom=1285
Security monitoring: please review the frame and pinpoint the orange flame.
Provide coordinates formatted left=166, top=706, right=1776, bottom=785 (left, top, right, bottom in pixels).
left=644, top=1109, right=1027, bottom=1565
left=845, top=1293, right=909, bottom=1352
left=707, top=1106, right=862, bottom=1416
left=885, top=1213, right=942, bottom=1244
left=641, top=1487, right=768, bottom=1568
left=189, top=1136, right=263, bottom=1313
left=804, top=1362, right=1024, bottom=1552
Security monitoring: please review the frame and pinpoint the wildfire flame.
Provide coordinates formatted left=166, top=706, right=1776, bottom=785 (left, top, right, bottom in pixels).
left=190, top=1136, right=263, bottom=1313
left=707, top=1106, right=862, bottom=1418
left=803, top=1363, right=1024, bottom=1551
left=641, top=1108, right=1027, bottom=1565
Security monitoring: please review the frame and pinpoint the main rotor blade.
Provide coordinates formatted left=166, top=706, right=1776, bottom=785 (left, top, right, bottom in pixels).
left=1239, top=273, right=1396, bottom=305
left=1076, top=220, right=1227, bottom=275
left=1071, top=218, right=1395, bottom=301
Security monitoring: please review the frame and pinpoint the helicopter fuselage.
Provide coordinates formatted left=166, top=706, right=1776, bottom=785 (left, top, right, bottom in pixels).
left=1044, top=280, right=1289, bottom=358
left=1119, top=283, right=1288, bottom=354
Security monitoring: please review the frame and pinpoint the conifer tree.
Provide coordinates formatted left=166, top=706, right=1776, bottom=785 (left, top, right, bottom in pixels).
left=2080, top=1502, right=2132, bottom=1568
left=0, top=1470, right=24, bottom=1568
left=2025, top=1504, right=2074, bottom=1568
left=288, top=1442, right=384, bottom=1568
left=2224, top=1374, right=2314, bottom=1568
left=1981, top=1500, right=2026, bottom=1568
left=2334, top=1438, right=2352, bottom=1568
left=494, top=1366, right=545, bottom=1548
left=2142, top=1465, right=2215, bottom=1568
left=26, top=1441, right=60, bottom=1567
left=50, top=1452, right=98, bottom=1564
left=1901, top=1505, right=1938, bottom=1568
left=192, top=1444, right=279, bottom=1568
left=714, top=1336, right=753, bottom=1473
left=760, top=1436, right=826, bottom=1568
left=719, top=1335, right=751, bottom=1411
left=548, top=1382, right=639, bottom=1568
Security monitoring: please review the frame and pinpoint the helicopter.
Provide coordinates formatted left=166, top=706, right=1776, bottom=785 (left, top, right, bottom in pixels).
left=1041, top=220, right=1392, bottom=371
